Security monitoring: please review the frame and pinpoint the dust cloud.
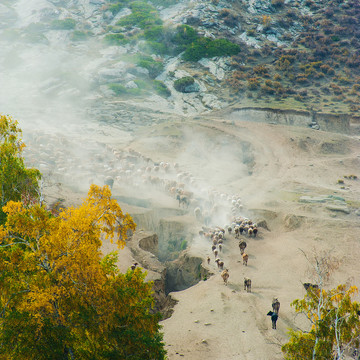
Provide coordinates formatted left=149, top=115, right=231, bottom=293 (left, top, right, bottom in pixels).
left=1, top=0, right=254, bottom=242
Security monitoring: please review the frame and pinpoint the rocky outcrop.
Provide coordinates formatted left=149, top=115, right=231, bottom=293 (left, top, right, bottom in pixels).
left=229, top=108, right=351, bottom=134
left=124, top=228, right=213, bottom=319
left=126, top=230, right=177, bottom=319
left=165, top=251, right=211, bottom=294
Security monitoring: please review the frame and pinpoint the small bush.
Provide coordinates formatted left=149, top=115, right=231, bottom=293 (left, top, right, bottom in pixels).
left=219, top=9, right=239, bottom=27
left=338, top=77, right=351, bottom=85
left=152, top=80, right=171, bottom=97
left=253, top=65, right=269, bottom=76
left=180, top=240, right=187, bottom=250
left=295, top=75, right=309, bottom=84
left=108, top=3, right=126, bottom=15
left=143, top=25, right=164, bottom=41
left=171, top=25, right=198, bottom=53
left=174, top=76, right=194, bottom=92
left=108, top=83, right=128, bottom=95
left=182, top=37, right=240, bottom=62
left=104, top=33, right=129, bottom=45
left=262, top=15, right=272, bottom=28
left=261, top=85, right=275, bottom=94
left=116, top=1, right=162, bottom=29
left=143, top=41, right=168, bottom=55
left=247, top=77, right=260, bottom=90
left=71, top=30, right=91, bottom=41
left=136, top=56, right=164, bottom=78
left=330, top=83, right=343, bottom=95
left=51, top=18, right=76, bottom=30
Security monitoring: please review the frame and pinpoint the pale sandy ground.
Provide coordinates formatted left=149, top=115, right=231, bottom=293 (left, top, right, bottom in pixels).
left=129, top=118, right=360, bottom=360
left=49, top=117, right=360, bottom=360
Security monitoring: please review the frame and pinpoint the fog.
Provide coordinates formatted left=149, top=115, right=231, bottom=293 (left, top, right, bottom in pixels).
left=0, top=0, right=256, bottom=247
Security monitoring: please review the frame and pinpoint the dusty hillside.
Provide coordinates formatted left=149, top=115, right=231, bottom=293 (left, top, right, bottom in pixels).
left=46, top=115, right=360, bottom=359
left=126, top=117, right=360, bottom=359
left=2, top=0, right=360, bottom=358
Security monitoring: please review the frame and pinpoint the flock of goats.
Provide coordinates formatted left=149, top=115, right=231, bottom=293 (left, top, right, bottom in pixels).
left=23, top=132, right=281, bottom=329
left=199, top=217, right=280, bottom=330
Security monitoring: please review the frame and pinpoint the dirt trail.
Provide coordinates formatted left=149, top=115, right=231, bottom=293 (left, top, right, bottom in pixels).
left=154, top=119, right=360, bottom=359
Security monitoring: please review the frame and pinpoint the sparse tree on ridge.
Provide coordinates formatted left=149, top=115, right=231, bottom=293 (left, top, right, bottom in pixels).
left=282, top=250, right=360, bottom=360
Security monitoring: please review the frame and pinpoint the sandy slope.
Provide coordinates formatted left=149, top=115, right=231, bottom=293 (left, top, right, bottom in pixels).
left=133, top=118, right=360, bottom=360
left=48, top=117, right=360, bottom=359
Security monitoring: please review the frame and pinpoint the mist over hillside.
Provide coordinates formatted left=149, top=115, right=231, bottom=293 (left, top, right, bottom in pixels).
left=1, top=2, right=360, bottom=359
left=2, top=0, right=360, bottom=124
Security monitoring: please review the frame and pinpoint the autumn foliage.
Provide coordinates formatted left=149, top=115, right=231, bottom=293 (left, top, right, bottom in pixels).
left=0, top=114, right=41, bottom=223
left=0, top=115, right=166, bottom=359
left=0, top=185, right=166, bottom=359
left=282, top=284, right=360, bottom=359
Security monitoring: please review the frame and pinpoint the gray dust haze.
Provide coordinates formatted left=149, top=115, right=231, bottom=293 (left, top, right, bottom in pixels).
left=0, top=0, right=253, bottom=234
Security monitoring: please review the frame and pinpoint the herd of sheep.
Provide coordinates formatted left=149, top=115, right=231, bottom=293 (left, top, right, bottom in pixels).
left=199, top=217, right=256, bottom=289
left=22, top=131, right=280, bottom=329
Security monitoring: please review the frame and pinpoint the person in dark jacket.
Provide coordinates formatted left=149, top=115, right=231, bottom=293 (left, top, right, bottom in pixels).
left=267, top=311, right=278, bottom=329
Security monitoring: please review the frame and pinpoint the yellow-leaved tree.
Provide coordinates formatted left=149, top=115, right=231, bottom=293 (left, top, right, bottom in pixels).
left=0, top=184, right=166, bottom=360
left=282, top=250, right=360, bottom=359
left=0, top=114, right=41, bottom=223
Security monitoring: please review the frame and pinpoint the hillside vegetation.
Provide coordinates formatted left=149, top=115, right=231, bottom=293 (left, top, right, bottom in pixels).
left=97, top=0, right=360, bottom=114
left=3, top=0, right=359, bottom=116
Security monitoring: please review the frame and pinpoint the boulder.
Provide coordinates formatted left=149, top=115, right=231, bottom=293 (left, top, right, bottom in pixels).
left=201, top=93, right=223, bottom=110
left=199, top=58, right=226, bottom=80
left=125, top=81, right=138, bottom=89
left=128, top=66, right=150, bottom=77
left=183, top=82, right=200, bottom=93
left=98, top=67, right=126, bottom=80
left=326, top=205, right=351, bottom=214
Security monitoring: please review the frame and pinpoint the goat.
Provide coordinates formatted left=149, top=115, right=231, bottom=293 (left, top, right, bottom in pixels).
left=303, top=283, right=319, bottom=291
left=239, top=240, right=247, bottom=255
left=244, top=278, right=251, bottom=292
left=176, top=194, right=189, bottom=208
left=242, top=253, right=249, bottom=266
left=221, top=269, right=229, bottom=285
left=252, top=227, right=258, bottom=237
left=215, top=258, right=224, bottom=270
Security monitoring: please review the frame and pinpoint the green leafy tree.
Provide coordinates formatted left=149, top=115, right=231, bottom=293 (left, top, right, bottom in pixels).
left=0, top=185, right=166, bottom=359
left=0, top=114, right=41, bottom=223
